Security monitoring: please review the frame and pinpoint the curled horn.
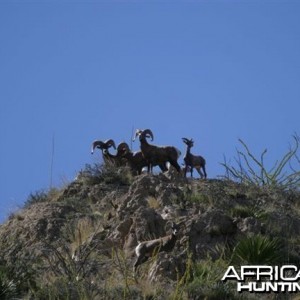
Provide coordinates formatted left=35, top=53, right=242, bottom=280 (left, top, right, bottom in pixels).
left=105, top=139, right=116, bottom=149
left=143, top=129, right=154, bottom=141
left=91, top=140, right=105, bottom=154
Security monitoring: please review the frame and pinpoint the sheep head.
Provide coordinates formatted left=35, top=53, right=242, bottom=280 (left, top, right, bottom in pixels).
left=117, top=142, right=131, bottom=155
left=133, top=129, right=154, bottom=142
left=182, top=138, right=194, bottom=148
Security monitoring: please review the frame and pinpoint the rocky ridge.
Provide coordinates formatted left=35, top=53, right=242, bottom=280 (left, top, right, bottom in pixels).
left=1, top=166, right=300, bottom=299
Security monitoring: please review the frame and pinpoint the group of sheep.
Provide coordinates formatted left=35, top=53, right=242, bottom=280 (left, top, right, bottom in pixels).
left=91, top=129, right=206, bottom=271
left=91, top=128, right=207, bottom=179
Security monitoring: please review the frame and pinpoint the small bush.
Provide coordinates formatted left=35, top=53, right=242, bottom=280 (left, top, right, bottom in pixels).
left=187, top=281, right=234, bottom=300
left=231, top=234, right=283, bottom=265
left=186, top=259, right=234, bottom=300
left=0, top=266, right=17, bottom=300
left=230, top=205, right=268, bottom=220
left=147, top=196, right=160, bottom=209
left=24, top=190, right=48, bottom=208
left=188, top=193, right=213, bottom=206
left=80, top=163, right=133, bottom=186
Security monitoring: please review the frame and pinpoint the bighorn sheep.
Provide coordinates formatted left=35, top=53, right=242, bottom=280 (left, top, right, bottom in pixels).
left=182, top=138, right=207, bottom=179
left=91, top=139, right=125, bottom=166
left=133, top=222, right=179, bottom=272
left=133, top=129, right=181, bottom=173
left=117, top=142, right=167, bottom=175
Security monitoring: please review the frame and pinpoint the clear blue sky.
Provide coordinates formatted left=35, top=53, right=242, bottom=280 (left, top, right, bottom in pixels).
left=1, top=1, right=299, bottom=223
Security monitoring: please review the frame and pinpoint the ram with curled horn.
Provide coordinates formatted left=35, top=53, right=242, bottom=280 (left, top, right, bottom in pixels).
left=133, top=129, right=181, bottom=173
left=91, top=139, right=125, bottom=166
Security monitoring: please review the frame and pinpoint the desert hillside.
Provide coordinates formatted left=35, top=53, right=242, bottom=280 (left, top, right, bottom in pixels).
left=1, top=164, right=300, bottom=299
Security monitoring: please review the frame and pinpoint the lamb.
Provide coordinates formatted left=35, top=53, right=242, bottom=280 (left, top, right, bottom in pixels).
left=133, top=129, right=181, bottom=173
left=182, top=137, right=207, bottom=179
left=91, top=139, right=125, bottom=166
left=133, top=222, right=179, bottom=272
left=117, top=142, right=167, bottom=175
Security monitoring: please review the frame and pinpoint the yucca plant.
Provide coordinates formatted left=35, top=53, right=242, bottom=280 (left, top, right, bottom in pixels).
left=230, top=205, right=268, bottom=220
left=231, top=235, right=283, bottom=265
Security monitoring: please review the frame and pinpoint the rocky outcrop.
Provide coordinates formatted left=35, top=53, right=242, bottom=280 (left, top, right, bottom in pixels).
left=0, top=169, right=300, bottom=297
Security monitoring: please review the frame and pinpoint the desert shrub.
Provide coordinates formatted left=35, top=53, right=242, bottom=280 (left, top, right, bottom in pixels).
left=24, top=190, right=49, bottom=208
left=0, top=249, right=39, bottom=299
left=102, top=286, right=142, bottom=300
left=231, top=235, right=283, bottom=265
left=184, top=191, right=214, bottom=207
left=147, top=196, right=160, bottom=209
left=0, top=266, right=17, bottom=300
left=230, top=205, right=269, bottom=220
left=221, top=135, right=300, bottom=191
left=186, top=259, right=234, bottom=300
left=80, top=163, right=133, bottom=186
left=187, top=281, right=234, bottom=300
left=31, top=276, right=106, bottom=300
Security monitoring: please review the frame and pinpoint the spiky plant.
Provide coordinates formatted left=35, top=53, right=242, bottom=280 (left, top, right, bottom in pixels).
left=221, top=135, right=300, bottom=191
left=231, top=235, right=283, bottom=265
left=185, top=258, right=234, bottom=300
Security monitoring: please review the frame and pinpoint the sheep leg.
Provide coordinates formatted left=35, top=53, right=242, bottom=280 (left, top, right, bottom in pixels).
left=202, top=165, right=207, bottom=179
left=159, top=163, right=168, bottom=172
left=134, top=255, right=148, bottom=272
left=170, top=160, right=181, bottom=173
left=196, top=167, right=204, bottom=178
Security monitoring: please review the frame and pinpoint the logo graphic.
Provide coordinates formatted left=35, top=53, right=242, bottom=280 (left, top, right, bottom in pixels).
left=222, top=265, right=300, bottom=293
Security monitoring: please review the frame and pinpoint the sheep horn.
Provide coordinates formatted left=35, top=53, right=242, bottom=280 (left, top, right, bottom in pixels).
left=143, top=129, right=154, bottom=141
left=91, top=140, right=105, bottom=154
left=105, top=139, right=116, bottom=149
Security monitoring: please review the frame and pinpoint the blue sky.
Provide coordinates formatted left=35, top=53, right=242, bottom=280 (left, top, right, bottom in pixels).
left=1, top=1, right=299, bottom=223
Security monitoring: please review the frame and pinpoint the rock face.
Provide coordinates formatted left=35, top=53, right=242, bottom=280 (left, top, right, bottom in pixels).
left=0, top=168, right=300, bottom=298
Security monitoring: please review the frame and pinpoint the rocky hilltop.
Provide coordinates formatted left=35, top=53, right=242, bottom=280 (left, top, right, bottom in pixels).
left=1, top=165, right=300, bottom=299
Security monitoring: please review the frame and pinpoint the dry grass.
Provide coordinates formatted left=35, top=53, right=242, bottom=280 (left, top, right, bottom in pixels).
left=147, top=196, right=160, bottom=209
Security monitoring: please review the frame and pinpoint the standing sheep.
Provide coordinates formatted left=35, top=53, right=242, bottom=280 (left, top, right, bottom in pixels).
left=117, top=142, right=167, bottom=175
left=133, top=129, right=181, bottom=173
left=182, top=138, right=207, bottom=179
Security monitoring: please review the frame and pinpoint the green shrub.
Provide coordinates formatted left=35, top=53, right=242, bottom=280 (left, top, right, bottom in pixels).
left=230, top=205, right=268, bottom=220
left=187, top=281, right=234, bottom=300
left=231, top=235, right=283, bottom=265
left=0, top=266, right=17, bottom=300
left=80, top=163, right=133, bottom=186
left=186, top=259, right=234, bottom=300
left=24, top=190, right=48, bottom=208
